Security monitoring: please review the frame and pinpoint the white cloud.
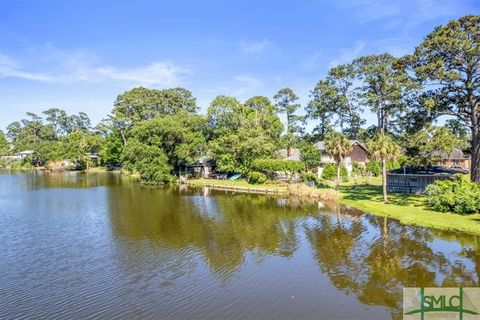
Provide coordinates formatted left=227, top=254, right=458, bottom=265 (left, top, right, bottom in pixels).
left=93, top=62, right=188, bottom=86
left=329, top=41, right=365, bottom=67
left=0, top=48, right=189, bottom=87
left=239, top=39, right=272, bottom=54
left=0, top=54, right=52, bottom=82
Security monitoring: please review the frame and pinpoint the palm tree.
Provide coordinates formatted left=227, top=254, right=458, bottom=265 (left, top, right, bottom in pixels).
left=367, top=132, right=401, bottom=203
left=324, top=131, right=352, bottom=189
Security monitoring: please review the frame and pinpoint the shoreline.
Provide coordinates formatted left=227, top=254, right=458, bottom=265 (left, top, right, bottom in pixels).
left=3, top=169, right=480, bottom=236
left=187, top=178, right=480, bottom=236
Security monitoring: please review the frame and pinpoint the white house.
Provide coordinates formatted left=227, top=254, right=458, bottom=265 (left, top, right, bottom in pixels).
left=18, top=150, right=34, bottom=158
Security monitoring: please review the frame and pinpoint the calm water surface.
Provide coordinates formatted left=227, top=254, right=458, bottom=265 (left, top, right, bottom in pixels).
left=1, top=171, right=479, bottom=319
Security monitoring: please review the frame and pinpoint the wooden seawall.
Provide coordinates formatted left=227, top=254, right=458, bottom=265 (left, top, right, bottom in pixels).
left=187, top=182, right=287, bottom=194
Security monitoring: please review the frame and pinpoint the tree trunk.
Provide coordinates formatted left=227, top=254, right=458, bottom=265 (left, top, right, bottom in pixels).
left=336, top=162, right=341, bottom=190
left=471, top=123, right=480, bottom=182
left=120, top=130, right=127, bottom=146
left=382, top=157, right=388, bottom=203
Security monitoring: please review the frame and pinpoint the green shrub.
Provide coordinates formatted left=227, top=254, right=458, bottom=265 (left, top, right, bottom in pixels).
left=387, top=159, right=401, bottom=170
left=301, top=171, right=317, bottom=183
left=247, top=171, right=267, bottom=184
left=341, top=165, right=348, bottom=182
left=252, top=159, right=305, bottom=175
left=352, top=162, right=366, bottom=177
left=365, top=160, right=402, bottom=176
left=321, top=164, right=348, bottom=181
left=426, top=175, right=480, bottom=214
left=321, top=164, right=336, bottom=180
left=366, top=161, right=381, bottom=176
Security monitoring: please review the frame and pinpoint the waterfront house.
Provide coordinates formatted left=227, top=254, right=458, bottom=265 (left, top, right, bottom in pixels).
left=185, top=157, right=217, bottom=178
left=315, top=140, right=369, bottom=177
left=276, top=148, right=301, bottom=161
left=18, top=150, right=34, bottom=158
left=432, top=148, right=470, bottom=171
left=276, top=140, right=369, bottom=178
left=387, top=167, right=458, bottom=194
left=1, top=150, right=34, bottom=161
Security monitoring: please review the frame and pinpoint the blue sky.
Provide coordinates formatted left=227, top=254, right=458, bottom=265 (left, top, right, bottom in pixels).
left=0, top=0, right=478, bottom=131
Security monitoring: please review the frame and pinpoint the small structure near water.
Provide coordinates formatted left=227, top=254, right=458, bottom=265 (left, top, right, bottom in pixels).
left=387, top=167, right=460, bottom=194
left=185, top=158, right=217, bottom=178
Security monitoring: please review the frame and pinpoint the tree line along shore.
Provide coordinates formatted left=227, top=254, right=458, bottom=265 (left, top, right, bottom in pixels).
left=1, top=15, right=480, bottom=231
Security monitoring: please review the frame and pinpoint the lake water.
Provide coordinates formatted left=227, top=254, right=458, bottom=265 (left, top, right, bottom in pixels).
left=1, top=171, right=479, bottom=319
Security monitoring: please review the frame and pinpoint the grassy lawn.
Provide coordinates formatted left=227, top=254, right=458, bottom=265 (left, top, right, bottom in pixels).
left=339, top=182, right=480, bottom=236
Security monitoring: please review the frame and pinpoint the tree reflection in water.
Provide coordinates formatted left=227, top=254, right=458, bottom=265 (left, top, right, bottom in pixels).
left=107, top=185, right=315, bottom=278
left=102, top=180, right=480, bottom=318
left=305, top=209, right=479, bottom=319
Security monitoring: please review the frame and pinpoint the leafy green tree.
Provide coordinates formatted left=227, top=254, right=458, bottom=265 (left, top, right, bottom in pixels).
left=62, top=130, right=104, bottom=168
left=6, top=121, right=22, bottom=142
left=128, top=112, right=206, bottom=175
left=274, top=88, right=301, bottom=134
left=0, top=130, right=9, bottom=155
left=306, top=81, right=334, bottom=141
left=300, top=144, right=321, bottom=171
left=122, top=139, right=172, bottom=184
left=207, top=95, right=245, bottom=139
left=111, top=87, right=197, bottom=144
left=353, top=53, right=418, bottom=134
left=207, top=95, right=281, bottom=174
left=244, top=96, right=283, bottom=142
left=357, top=125, right=378, bottom=144
left=36, top=140, right=64, bottom=163
left=408, top=15, right=480, bottom=181
left=323, top=131, right=352, bottom=189
left=367, top=133, right=401, bottom=202
left=69, top=112, right=92, bottom=132
left=404, top=125, right=461, bottom=167
left=445, top=119, right=469, bottom=143
left=274, top=88, right=302, bottom=155
left=6, top=114, right=56, bottom=152
left=100, top=134, right=123, bottom=165
left=42, top=108, right=71, bottom=137
left=209, top=126, right=275, bottom=174
left=308, top=64, right=364, bottom=139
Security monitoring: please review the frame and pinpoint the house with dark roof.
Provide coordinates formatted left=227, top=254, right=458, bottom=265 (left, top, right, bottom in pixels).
left=184, top=157, right=217, bottom=178
left=432, top=148, right=470, bottom=171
